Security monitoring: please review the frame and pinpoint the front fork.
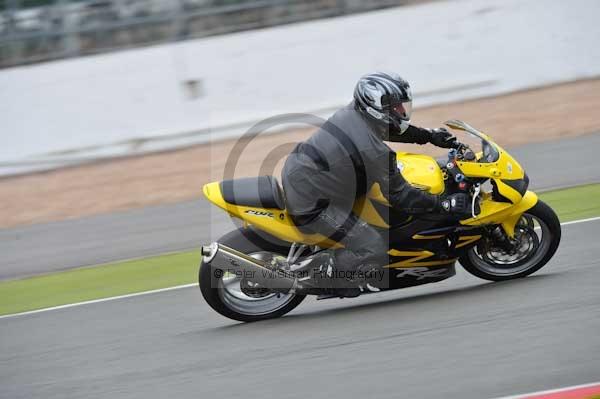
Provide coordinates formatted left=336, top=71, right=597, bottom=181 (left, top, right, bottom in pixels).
left=486, top=225, right=519, bottom=253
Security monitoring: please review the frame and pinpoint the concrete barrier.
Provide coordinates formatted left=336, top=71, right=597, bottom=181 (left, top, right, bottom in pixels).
left=1, top=0, right=599, bottom=174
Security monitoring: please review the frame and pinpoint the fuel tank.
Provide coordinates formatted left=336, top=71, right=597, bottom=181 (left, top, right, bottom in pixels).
left=395, top=153, right=445, bottom=195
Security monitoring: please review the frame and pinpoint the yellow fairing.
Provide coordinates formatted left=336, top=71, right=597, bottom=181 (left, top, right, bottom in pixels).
left=396, top=153, right=445, bottom=195
left=446, top=119, right=537, bottom=237
left=461, top=190, right=538, bottom=237
left=202, top=182, right=340, bottom=247
left=457, top=145, right=524, bottom=179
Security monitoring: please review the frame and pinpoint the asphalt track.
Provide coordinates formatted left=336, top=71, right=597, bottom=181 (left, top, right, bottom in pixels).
left=2, top=133, right=600, bottom=280
left=1, top=217, right=599, bottom=398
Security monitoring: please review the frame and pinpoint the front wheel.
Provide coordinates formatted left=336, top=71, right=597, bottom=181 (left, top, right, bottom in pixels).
left=199, top=227, right=306, bottom=322
left=459, top=200, right=561, bottom=281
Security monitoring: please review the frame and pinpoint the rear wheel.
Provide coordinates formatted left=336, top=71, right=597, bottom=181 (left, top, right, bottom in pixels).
left=459, top=200, right=561, bottom=281
left=199, top=228, right=306, bottom=322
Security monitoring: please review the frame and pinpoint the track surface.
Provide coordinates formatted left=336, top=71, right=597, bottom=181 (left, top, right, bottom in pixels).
left=2, top=133, right=600, bottom=280
left=1, top=219, right=599, bottom=398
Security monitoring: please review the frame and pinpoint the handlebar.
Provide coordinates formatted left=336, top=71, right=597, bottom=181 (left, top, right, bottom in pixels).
left=449, top=142, right=476, bottom=162
left=443, top=144, right=482, bottom=218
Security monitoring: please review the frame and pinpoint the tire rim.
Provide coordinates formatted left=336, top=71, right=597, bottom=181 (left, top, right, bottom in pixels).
left=467, top=213, right=553, bottom=277
left=217, top=251, right=297, bottom=316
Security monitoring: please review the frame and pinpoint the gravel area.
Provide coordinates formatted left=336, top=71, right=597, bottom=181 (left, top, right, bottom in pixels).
left=1, top=78, right=599, bottom=228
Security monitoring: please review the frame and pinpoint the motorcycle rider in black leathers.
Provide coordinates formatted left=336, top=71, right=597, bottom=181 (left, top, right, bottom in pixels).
left=281, top=72, right=472, bottom=297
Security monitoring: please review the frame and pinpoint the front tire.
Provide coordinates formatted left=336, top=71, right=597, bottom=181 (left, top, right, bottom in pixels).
left=459, top=200, right=561, bottom=281
left=199, top=227, right=306, bottom=322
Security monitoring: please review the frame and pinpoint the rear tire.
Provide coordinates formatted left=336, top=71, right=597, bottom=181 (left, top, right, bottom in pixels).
left=459, top=200, right=561, bottom=281
left=199, top=227, right=306, bottom=322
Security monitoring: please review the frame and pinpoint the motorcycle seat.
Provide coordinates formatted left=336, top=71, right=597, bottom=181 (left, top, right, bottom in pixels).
left=220, top=176, right=286, bottom=210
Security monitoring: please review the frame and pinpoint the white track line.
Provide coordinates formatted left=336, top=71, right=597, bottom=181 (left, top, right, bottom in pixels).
left=493, top=380, right=600, bottom=399
left=2, top=216, right=600, bottom=320
left=560, top=215, right=600, bottom=226
left=0, top=283, right=196, bottom=320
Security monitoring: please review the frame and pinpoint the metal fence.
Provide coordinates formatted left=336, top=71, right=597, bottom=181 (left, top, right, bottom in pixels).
left=0, top=0, right=427, bottom=68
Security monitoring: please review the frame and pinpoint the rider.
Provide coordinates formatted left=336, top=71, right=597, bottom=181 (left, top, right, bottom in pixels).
left=281, top=72, right=472, bottom=297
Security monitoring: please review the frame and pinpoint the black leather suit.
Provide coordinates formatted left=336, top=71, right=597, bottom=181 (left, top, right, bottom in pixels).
left=282, top=102, right=442, bottom=277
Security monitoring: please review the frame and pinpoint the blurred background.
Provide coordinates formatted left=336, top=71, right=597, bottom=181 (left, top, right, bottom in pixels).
left=1, top=0, right=599, bottom=226
left=2, top=1, right=600, bottom=397
left=0, top=0, right=433, bottom=68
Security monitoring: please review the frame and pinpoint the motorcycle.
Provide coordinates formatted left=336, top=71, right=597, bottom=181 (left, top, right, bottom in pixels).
left=199, top=120, right=561, bottom=322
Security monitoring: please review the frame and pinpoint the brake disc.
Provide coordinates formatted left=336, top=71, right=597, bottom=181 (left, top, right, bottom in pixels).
left=479, top=225, right=540, bottom=267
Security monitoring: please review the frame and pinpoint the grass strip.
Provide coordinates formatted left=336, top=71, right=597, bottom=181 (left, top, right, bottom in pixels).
left=1, top=183, right=599, bottom=316
left=539, top=183, right=600, bottom=222
left=0, top=251, right=200, bottom=316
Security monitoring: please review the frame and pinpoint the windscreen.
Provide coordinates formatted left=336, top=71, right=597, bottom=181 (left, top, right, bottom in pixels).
left=444, top=120, right=500, bottom=163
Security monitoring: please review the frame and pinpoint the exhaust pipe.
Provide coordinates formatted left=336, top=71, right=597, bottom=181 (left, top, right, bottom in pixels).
left=201, top=242, right=297, bottom=294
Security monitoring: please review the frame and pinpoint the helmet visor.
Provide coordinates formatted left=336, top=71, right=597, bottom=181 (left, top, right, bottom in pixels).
left=392, top=101, right=413, bottom=121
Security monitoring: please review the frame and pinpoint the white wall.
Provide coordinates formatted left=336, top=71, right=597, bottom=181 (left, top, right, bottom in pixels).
left=1, top=0, right=600, bottom=169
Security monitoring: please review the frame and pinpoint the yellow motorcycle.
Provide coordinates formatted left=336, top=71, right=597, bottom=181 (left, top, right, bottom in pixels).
left=199, top=120, right=561, bottom=322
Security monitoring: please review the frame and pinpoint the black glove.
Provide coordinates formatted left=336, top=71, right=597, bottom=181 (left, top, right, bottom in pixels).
left=440, top=193, right=472, bottom=216
left=429, top=127, right=458, bottom=149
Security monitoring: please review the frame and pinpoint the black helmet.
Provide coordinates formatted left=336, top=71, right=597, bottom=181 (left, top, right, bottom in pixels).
left=353, top=72, right=413, bottom=135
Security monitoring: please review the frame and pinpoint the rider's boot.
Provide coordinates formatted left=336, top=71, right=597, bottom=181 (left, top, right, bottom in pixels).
left=271, top=252, right=383, bottom=298
left=355, top=264, right=384, bottom=292
left=269, top=251, right=334, bottom=287
left=270, top=251, right=357, bottom=297
left=330, top=264, right=383, bottom=298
